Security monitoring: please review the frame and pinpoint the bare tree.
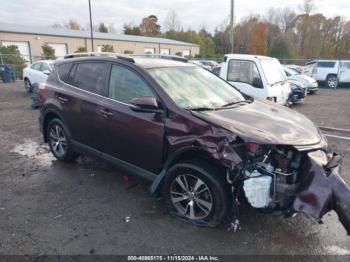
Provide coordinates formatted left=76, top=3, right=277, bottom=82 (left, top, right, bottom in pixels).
left=51, top=22, right=63, bottom=28
left=300, top=0, right=315, bottom=15
left=164, top=10, right=181, bottom=31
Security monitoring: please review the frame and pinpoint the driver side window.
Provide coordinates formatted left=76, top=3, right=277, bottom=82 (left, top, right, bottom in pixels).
left=108, top=64, right=155, bottom=104
left=228, top=60, right=262, bottom=88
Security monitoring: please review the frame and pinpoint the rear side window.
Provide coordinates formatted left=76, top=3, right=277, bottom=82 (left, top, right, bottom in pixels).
left=74, top=62, right=107, bottom=95
left=341, top=62, right=350, bottom=69
left=317, top=62, right=336, bottom=68
left=108, top=64, right=154, bottom=104
left=31, top=63, right=42, bottom=71
left=58, top=63, right=73, bottom=83
left=41, top=63, right=52, bottom=72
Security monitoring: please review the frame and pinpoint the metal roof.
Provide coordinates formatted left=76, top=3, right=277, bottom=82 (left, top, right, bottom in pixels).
left=0, top=22, right=199, bottom=47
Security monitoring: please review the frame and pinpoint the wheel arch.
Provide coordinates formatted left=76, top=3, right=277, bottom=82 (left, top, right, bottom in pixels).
left=150, top=146, right=228, bottom=195
left=42, top=110, right=65, bottom=143
left=326, top=73, right=338, bottom=79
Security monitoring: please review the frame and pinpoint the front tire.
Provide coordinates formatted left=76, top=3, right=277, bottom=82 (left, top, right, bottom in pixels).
left=24, top=79, right=32, bottom=93
left=162, top=160, right=230, bottom=227
left=47, top=118, right=78, bottom=162
left=326, top=75, right=338, bottom=89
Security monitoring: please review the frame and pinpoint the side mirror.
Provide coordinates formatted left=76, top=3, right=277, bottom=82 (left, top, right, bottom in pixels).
left=43, top=70, right=51, bottom=75
left=129, top=96, right=162, bottom=113
left=252, top=77, right=263, bottom=89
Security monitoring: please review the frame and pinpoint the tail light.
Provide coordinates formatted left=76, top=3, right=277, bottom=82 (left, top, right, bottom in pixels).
left=38, top=83, right=46, bottom=103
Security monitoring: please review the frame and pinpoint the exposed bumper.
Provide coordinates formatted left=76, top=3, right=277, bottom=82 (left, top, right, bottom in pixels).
left=293, top=153, right=350, bottom=235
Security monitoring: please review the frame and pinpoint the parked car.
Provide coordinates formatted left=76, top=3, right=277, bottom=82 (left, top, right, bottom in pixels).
left=304, top=60, right=350, bottom=88
left=190, top=60, right=217, bottom=71
left=211, top=66, right=221, bottom=77
left=285, top=64, right=303, bottom=74
left=284, top=67, right=318, bottom=94
left=219, top=54, right=291, bottom=105
left=286, top=80, right=307, bottom=104
left=39, top=54, right=350, bottom=233
left=23, top=60, right=54, bottom=93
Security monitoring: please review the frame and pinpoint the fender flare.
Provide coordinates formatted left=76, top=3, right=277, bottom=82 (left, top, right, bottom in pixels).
left=149, top=146, right=222, bottom=195
left=42, top=107, right=66, bottom=142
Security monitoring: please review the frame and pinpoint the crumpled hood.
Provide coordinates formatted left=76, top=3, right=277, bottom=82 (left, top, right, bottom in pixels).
left=192, top=100, right=321, bottom=146
left=299, top=74, right=317, bottom=83
left=288, top=75, right=317, bottom=86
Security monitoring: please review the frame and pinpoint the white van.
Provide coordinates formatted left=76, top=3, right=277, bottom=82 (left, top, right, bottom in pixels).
left=304, top=60, right=350, bottom=88
left=220, top=54, right=290, bottom=105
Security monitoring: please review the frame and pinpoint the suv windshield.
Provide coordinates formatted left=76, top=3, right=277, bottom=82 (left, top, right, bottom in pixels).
left=148, top=66, right=245, bottom=110
left=259, top=59, right=286, bottom=85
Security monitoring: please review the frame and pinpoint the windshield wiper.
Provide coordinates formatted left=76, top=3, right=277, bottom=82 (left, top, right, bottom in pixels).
left=189, top=107, right=216, bottom=111
left=219, top=100, right=249, bottom=109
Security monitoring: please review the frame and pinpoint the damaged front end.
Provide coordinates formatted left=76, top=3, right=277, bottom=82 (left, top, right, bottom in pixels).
left=151, top=103, right=350, bottom=234
left=294, top=150, right=350, bottom=235
left=225, top=141, right=350, bottom=235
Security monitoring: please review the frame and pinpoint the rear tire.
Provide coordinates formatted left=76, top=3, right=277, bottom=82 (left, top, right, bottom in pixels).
left=326, top=75, right=338, bottom=89
left=47, top=118, right=79, bottom=163
left=24, top=79, right=32, bottom=93
left=162, top=160, right=230, bottom=227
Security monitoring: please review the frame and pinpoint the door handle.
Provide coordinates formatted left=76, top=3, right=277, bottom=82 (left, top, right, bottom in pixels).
left=57, top=96, right=68, bottom=103
left=99, top=109, right=114, bottom=118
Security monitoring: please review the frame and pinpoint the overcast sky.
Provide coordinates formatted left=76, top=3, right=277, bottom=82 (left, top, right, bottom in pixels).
left=1, top=0, right=348, bottom=33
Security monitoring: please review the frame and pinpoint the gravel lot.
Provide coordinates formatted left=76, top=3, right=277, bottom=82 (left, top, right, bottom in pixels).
left=0, top=82, right=349, bottom=256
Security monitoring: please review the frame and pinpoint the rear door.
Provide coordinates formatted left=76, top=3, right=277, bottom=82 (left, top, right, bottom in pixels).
left=98, top=63, right=165, bottom=173
left=339, top=61, right=350, bottom=83
left=56, top=61, right=109, bottom=149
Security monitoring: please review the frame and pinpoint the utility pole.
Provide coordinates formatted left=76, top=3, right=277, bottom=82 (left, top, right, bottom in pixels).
left=230, top=0, right=235, bottom=53
left=88, top=0, right=94, bottom=52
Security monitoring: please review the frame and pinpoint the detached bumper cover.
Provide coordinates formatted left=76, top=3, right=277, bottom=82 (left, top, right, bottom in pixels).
left=293, top=152, right=350, bottom=235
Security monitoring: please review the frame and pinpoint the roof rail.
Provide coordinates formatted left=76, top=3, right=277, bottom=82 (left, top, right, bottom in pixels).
left=63, top=52, right=135, bottom=63
left=131, top=54, right=188, bottom=63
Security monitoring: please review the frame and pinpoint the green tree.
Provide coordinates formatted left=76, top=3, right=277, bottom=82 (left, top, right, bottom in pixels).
left=124, top=50, right=134, bottom=54
left=41, top=44, right=56, bottom=59
left=123, top=23, right=141, bottom=35
left=98, top=22, right=108, bottom=33
left=268, top=36, right=294, bottom=59
left=101, top=45, right=114, bottom=52
left=0, top=45, right=27, bottom=79
left=75, top=47, right=87, bottom=53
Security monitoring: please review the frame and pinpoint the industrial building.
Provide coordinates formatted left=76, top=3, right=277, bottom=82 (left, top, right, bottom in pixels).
left=0, top=23, right=200, bottom=63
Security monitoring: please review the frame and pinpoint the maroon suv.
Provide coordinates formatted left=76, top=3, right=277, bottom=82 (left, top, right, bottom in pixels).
left=39, top=55, right=350, bottom=233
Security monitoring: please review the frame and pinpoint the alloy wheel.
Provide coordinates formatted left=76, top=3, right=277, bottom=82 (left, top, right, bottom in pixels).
left=49, top=125, right=67, bottom=158
left=24, top=80, right=31, bottom=92
left=328, top=77, right=337, bottom=88
left=170, top=174, right=213, bottom=220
